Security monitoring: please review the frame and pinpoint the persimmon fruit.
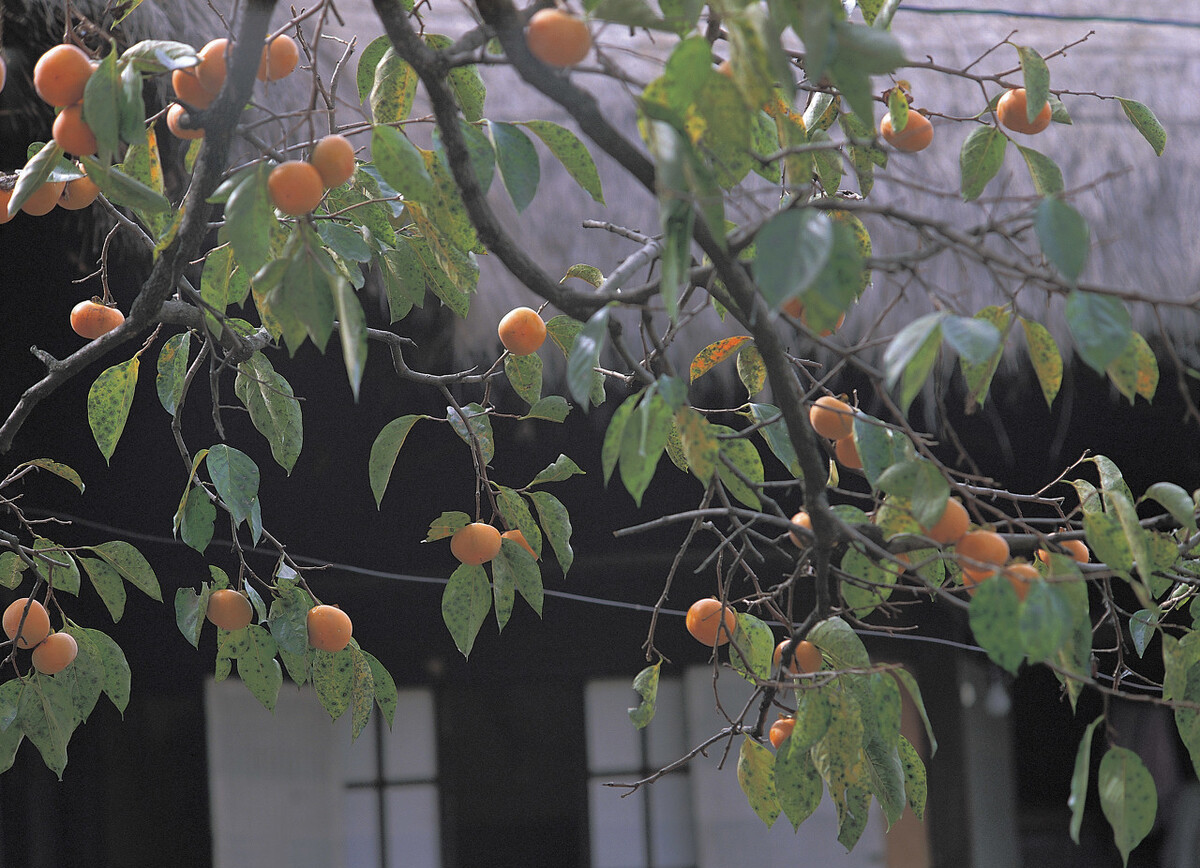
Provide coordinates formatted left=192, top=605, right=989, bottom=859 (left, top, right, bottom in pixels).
left=205, top=589, right=254, bottom=631
left=197, top=38, right=231, bottom=95
left=34, top=44, right=94, bottom=107
left=834, top=435, right=863, bottom=470
left=809, top=395, right=854, bottom=440
left=526, top=9, right=592, bottom=68
left=21, top=180, right=66, bottom=216
left=502, top=529, right=538, bottom=559
left=307, top=604, right=353, bottom=653
left=172, top=66, right=217, bottom=109
left=267, top=160, right=324, bottom=216
left=0, top=55, right=6, bottom=94
left=451, top=522, right=503, bottom=565
left=166, top=102, right=205, bottom=140
left=71, top=299, right=125, bottom=339
left=32, top=632, right=78, bottom=674
left=997, top=88, right=1051, bottom=135
left=924, top=497, right=969, bottom=546
left=52, top=103, right=97, bottom=156
left=3, top=598, right=51, bottom=649
left=782, top=299, right=845, bottom=336
left=0, top=188, right=12, bottom=224
left=879, top=110, right=933, bottom=152
left=685, top=597, right=737, bottom=647
left=1036, top=538, right=1089, bottom=564
left=957, top=529, right=1010, bottom=585
left=498, top=306, right=547, bottom=356
left=310, top=134, right=356, bottom=188
left=788, top=510, right=812, bottom=548
left=773, top=639, right=822, bottom=674
left=769, top=716, right=795, bottom=750
left=1004, top=562, right=1039, bottom=603
left=258, top=34, right=299, bottom=81
left=59, top=173, right=101, bottom=210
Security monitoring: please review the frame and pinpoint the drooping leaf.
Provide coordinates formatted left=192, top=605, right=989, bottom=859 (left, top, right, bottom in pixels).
left=88, top=357, right=140, bottom=464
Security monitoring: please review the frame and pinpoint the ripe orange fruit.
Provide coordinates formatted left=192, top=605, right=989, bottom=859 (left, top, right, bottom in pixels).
left=834, top=435, right=862, bottom=470
left=1036, top=538, right=1089, bottom=564
left=502, top=528, right=538, bottom=559
left=166, top=102, right=205, bottom=140
left=997, top=88, right=1051, bottom=135
left=52, top=103, right=97, bottom=156
left=267, top=160, right=324, bottom=216
left=171, top=66, right=217, bottom=109
left=0, top=55, right=6, bottom=94
left=310, top=134, right=356, bottom=188
left=782, top=299, right=845, bottom=336
left=1004, top=561, right=1039, bottom=603
left=197, top=38, right=231, bottom=95
left=307, top=604, right=353, bottom=652
left=769, top=716, right=795, bottom=749
left=924, top=497, right=969, bottom=546
left=451, top=522, right=503, bottom=565
left=716, top=59, right=733, bottom=77
left=956, top=529, right=1010, bottom=585
left=59, top=173, right=101, bottom=210
left=685, top=597, right=737, bottom=647
left=71, top=299, right=125, bottom=339
left=258, top=34, right=299, bottom=81
left=32, top=632, right=79, bottom=674
left=0, top=187, right=13, bottom=224
left=879, top=110, right=933, bottom=152
left=809, top=395, right=854, bottom=440
left=21, top=180, right=66, bottom=216
left=498, top=306, right=547, bottom=356
left=205, top=589, right=254, bottom=631
left=525, top=9, right=592, bottom=68
left=773, top=639, right=822, bottom=674
left=3, top=598, right=51, bottom=649
left=33, top=44, right=94, bottom=106
left=788, top=510, right=812, bottom=547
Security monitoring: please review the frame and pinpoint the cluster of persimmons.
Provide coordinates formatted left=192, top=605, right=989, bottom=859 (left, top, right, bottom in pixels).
left=3, top=597, right=78, bottom=675
left=879, top=85, right=1053, bottom=153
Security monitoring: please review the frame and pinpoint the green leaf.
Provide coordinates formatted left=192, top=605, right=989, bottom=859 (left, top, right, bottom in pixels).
left=88, top=541, right=161, bottom=601
left=1099, top=746, right=1157, bottom=866
left=34, top=537, right=80, bottom=596
left=1021, top=317, right=1063, bottom=408
left=522, top=396, right=571, bottom=422
left=368, top=415, right=428, bottom=508
left=689, top=336, right=752, bottom=382
left=312, top=649, right=355, bottom=720
left=447, top=402, right=494, bottom=464
left=371, top=125, right=434, bottom=202
left=527, top=491, right=574, bottom=576
left=748, top=403, right=801, bottom=477
left=730, top=612, right=774, bottom=682
left=1017, top=145, right=1064, bottom=196
left=505, top=353, right=543, bottom=405
left=441, top=563, right=491, bottom=659
left=942, top=315, right=1002, bottom=366
left=174, top=585, right=211, bottom=649
left=369, top=48, right=418, bottom=125
left=495, top=538, right=543, bottom=617
left=84, top=628, right=130, bottom=715
left=959, top=306, right=1011, bottom=408
left=155, top=332, right=191, bottom=416
left=488, top=121, right=540, bottom=213
left=968, top=576, right=1024, bottom=674
left=567, top=306, right=611, bottom=409
left=235, top=625, right=283, bottom=712
left=1084, top=510, right=1133, bottom=573
left=1106, top=332, right=1158, bottom=404
left=737, top=737, right=781, bottom=827
left=331, top=277, right=368, bottom=400
left=1069, top=716, right=1103, bottom=843
left=360, top=649, right=398, bottom=728
left=223, top=163, right=275, bottom=275
left=892, top=668, right=937, bottom=755
left=715, top=427, right=764, bottom=509
left=736, top=345, right=767, bottom=396
left=175, top=485, right=215, bottom=554
left=675, top=408, right=720, bottom=484
left=628, top=662, right=661, bottom=729
left=874, top=460, right=949, bottom=528
left=57, top=626, right=104, bottom=723
left=1016, top=45, right=1050, bottom=122
left=0, top=551, right=26, bottom=590
left=959, top=125, right=1007, bottom=200
left=205, top=444, right=260, bottom=529
left=519, top=120, right=604, bottom=204
left=426, top=511, right=470, bottom=542
left=235, top=353, right=303, bottom=473
left=79, top=557, right=126, bottom=622
left=1018, top=581, right=1072, bottom=662
left=884, top=312, right=942, bottom=412
left=1065, top=290, right=1131, bottom=375
left=16, top=675, right=74, bottom=778
left=809, top=616, right=871, bottom=669
left=348, top=646, right=377, bottom=741
left=1036, top=197, right=1089, bottom=285
left=528, top=454, right=586, bottom=487
left=775, top=731, right=823, bottom=831
left=88, top=356, right=140, bottom=464
left=1117, top=98, right=1166, bottom=156
left=426, top=34, right=486, bottom=121
left=357, top=36, right=392, bottom=105
left=754, top=209, right=833, bottom=309
left=618, top=390, right=673, bottom=506
left=1143, top=482, right=1197, bottom=533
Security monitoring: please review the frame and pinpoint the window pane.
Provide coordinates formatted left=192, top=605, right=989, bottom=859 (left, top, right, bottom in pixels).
left=585, top=680, right=640, bottom=772
left=645, top=678, right=685, bottom=768
left=344, top=788, right=381, bottom=868
left=589, top=777, right=646, bottom=868
left=382, top=689, right=437, bottom=780
left=385, top=785, right=440, bottom=868
left=649, top=774, right=696, bottom=868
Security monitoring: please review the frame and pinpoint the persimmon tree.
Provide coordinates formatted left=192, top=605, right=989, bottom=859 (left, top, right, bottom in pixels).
left=0, top=0, right=1188, bottom=862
